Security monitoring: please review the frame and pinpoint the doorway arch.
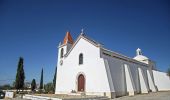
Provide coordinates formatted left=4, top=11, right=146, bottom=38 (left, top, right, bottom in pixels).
left=77, top=74, right=85, bottom=92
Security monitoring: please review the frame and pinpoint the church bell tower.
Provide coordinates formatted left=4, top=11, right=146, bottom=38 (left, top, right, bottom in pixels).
left=57, top=31, right=74, bottom=65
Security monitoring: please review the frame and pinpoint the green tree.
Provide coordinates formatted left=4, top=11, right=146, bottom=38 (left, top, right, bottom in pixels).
left=12, top=81, right=16, bottom=89
left=167, top=68, right=170, bottom=78
left=0, top=84, right=12, bottom=90
left=15, top=57, right=25, bottom=92
left=31, top=79, right=36, bottom=91
left=44, top=82, right=54, bottom=93
left=39, top=68, right=43, bottom=89
left=53, top=66, right=57, bottom=93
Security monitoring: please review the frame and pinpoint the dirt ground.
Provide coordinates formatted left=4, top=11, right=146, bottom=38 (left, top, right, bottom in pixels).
left=11, top=91, right=170, bottom=100
left=113, top=91, right=170, bottom=100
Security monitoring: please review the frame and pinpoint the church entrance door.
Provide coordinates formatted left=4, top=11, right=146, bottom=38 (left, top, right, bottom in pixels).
left=78, top=74, right=85, bottom=92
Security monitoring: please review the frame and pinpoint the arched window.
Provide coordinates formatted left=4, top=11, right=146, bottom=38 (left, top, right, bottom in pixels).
left=60, top=48, right=64, bottom=58
left=79, top=53, right=83, bottom=65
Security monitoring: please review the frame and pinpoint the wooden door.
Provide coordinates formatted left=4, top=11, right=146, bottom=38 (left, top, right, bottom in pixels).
left=78, top=74, right=85, bottom=92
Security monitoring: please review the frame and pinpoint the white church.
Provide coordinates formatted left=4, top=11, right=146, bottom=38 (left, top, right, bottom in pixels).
left=55, top=31, right=170, bottom=98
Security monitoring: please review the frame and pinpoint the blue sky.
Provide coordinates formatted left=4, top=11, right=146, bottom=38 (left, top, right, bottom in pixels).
left=0, top=0, right=169, bottom=85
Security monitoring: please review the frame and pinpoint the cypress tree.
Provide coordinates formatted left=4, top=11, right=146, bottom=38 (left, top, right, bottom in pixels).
left=39, top=68, right=43, bottom=89
left=31, top=79, right=36, bottom=91
left=53, top=66, right=57, bottom=93
left=15, top=57, right=25, bottom=92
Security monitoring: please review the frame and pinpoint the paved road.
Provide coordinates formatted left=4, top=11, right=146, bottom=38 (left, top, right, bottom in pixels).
left=113, top=91, right=170, bottom=100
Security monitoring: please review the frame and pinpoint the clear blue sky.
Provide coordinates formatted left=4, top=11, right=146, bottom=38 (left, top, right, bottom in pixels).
left=0, top=0, right=169, bottom=85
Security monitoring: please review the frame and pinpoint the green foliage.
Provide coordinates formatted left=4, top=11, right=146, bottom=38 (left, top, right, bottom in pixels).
left=12, top=81, right=16, bottom=88
left=0, top=84, right=12, bottom=90
left=39, top=68, right=43, bottom=89
left=37, top=89, right=45, bottom=94
left=31, top=79, right=36, bottom=91
left=15, top=57, right=25, bottom=91
left=44, top=82, right=54, bottom=93
left=167, top=68, right=170, bottom=77
left=53, top=66, right=57, bottom=93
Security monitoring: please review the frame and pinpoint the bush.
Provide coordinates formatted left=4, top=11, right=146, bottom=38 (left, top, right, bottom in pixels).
left=44, top=82, right=54, bottom=94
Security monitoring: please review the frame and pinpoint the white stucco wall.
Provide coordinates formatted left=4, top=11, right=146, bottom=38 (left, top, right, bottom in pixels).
left=138, top=67, right=149, bottom=93
left=124, top=64, right=135, bottom=95
left=101, top=52, right=154, bottom=96
left=55, top=38, right=111, bottom=94
left=153, top=70, right=170, bottom=91
left=147, top=70, right=156, bottom=92
left=55, top=35, right=159, bottom=98
left=102, top=54, right=126, bottom=96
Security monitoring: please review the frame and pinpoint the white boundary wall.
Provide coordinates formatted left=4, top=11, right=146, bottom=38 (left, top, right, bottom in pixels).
left=153, top=70, right=170, bottom=91
left=23, top=95, right=62, bottom=100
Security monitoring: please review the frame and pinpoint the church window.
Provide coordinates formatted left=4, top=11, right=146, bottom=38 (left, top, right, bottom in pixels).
left=60, top=48, right=64, bottom=58
left=79, top=53, right=83, bottom=65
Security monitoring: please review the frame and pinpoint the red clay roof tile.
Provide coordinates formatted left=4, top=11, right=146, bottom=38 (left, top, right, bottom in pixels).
left=63, top=31, right=74, bottom=45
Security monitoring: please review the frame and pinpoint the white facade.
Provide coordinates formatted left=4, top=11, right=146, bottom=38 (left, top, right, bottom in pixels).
left=55, top=32, right=170, bottom=98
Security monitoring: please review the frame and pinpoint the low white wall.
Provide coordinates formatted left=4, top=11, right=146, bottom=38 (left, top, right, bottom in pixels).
left=153, top=70, right=170, bottom=91
left=23, top=95, right=62, bottom=100
left=5, top=91, right=14, bottom=98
